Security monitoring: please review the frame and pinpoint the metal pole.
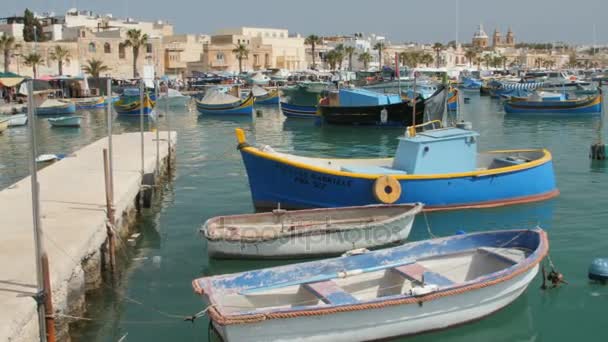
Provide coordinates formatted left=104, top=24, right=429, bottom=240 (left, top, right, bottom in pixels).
left=165, top=81, right=171, bottom=171
left=411, top=74, right=417, bottom=136
left=154, top=79, right=160, bottom=176
left=139, top=80, right=145, bottom=179
left=27, top=79, right=55, bottom=342
left=106, top=79, right=114, bottom=197
left=103, top=149, right=116, bottom=275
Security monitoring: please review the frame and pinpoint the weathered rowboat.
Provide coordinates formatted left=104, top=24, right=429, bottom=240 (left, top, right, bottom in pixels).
left=252, top=86, right=280, bottom=105
left=36, top=99, right=77, bottom=115
left=196, top=90, right=254, bottom=116
left=201, top=203, right=423, bottom=259
left=280, top=102, right=318, bottom=118
left=48, top=116, right=82, bottom=127
left=504, top=93, right=602, bottom=115
left=193, top=228, right=549, bottom=342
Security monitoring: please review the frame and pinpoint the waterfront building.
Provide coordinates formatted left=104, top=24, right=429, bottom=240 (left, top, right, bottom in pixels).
left=472, top=24, right=489, bottom=49
left=163, top=34, right=208, bottom=78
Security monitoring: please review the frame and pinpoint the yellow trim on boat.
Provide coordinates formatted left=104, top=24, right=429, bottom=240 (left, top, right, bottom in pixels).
left=235, top=128, right=553, bottom=180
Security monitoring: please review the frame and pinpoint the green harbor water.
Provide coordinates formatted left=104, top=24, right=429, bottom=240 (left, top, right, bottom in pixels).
left=1, top=94, right=608, bottom=341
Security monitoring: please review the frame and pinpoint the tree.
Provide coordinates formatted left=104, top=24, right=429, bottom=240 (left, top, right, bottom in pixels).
left=568, top=52, right=577, bottom=68
left=23, top=52, right=43, bottom=78
left=232, top=43, right=249, bottom=74
left=49, top=45, right=71, bottom=76
left=23, top=9, right=44, bottom=42
left=483, top=54, right=493, bottom=69
left=81, top=59, right=110, bottom=78
left=123, top=29, right=149, bottom=78
left=357, top=51, right=372, bottom=70
left=304, top=35, right=322, bottom=70
left=432, top=42, right=443, bottom=68
left=373, top=42, right=386, bottom=69
left=0, top=34, right=21, bottom=73
left=333, top=45, right=345, bottom=70
left=464, top=49, right=477, bottom=67
left=420, top=53, right=434, bottom=67
left=344, top=46, right=355, bottom=71
left=325, top=50, right=338, bottom=71
left=475, top=57, right=483, bottom=70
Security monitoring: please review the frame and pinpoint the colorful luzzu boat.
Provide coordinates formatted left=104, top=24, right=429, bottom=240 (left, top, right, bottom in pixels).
left=280, top=102, right=318, bottom=118
left=36, top=99, right=77, bottom=115
left=253, top=88, right=280, bottom=105
left=235, top=122, right=558, bottom=211
left=196, top=93, right=255, bottom=115
left=504, top=93, right=602, bottom=115
left=113, top=89, right=155, bottom=116
left=74, top=96, right=107, bottom=110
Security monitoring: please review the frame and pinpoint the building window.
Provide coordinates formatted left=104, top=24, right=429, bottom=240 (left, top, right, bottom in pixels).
left=146, top=43, right=153, bottom=54
left=273, top=33, right=277, bottom=38
left=254, top=54, right=259, bottom=65
left=104, top=43, right=111, bottom=54
left=264, top=53, right=270, bottom=66
left=119, top=43, right=126, bottom=59
left=88, top=42, right=96, bottom=53
left=237, top=39, right=240, bottom=44
left=217, top=52, right=224, bottom=63
left=81, top=30, right=86, bottom=38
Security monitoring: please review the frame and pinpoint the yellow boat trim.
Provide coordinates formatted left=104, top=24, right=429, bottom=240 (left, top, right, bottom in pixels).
left=235, top=128, right=553, bottom=180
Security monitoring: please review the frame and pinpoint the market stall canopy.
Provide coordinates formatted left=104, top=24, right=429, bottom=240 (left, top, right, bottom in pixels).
left=0, top=72, right=25, bottom=88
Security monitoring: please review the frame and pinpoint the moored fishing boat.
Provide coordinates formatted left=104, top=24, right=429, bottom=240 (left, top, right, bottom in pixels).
left=36, top=99, right=77, bottom=115
left=155, top=88, right=191, bottom=107
left=74, top=96, right=106, bottom=110
left=196, top=89, right=254, bottom=115
left=5, top=114, right=27, bottom=127
left=251, top=86, right=280, bottom=105
left=48, top=115, right=82, bottom=127
left=504, top=93, right=602, bottom=115
left=234, top=122, right=558, bottom=211
left=201, top=203, right=423, bottom=259
left=319, top=88, right=423, bottom=127
left=280, top=82, right=328, bottom=119
left=280, top=102, right=318, bottom=118
left=193, top=228, right=549, bottom=342
left=113, top=88, right=155, bottom=116
left=0, top=118, right=8, bottom=134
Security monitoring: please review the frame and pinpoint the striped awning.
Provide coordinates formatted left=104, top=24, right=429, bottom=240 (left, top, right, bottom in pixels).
left=499, top=82, right=545, bottom=90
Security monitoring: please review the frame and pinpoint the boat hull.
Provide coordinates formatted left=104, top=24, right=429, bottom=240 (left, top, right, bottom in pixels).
left=7, top=114, right=27, bottom=127
left=239, top=148, right=558, bottom=211
left=204, top=207, right=417, bottom=259
left=213, top=265, right=537, bottom=342
left=255, top=91, right=280, bottom=105
left=48, top=116, right=82, bottom=127
left=504, top=95, right=602, bottom=114
left=319, top=101, right=423, bottom=127
left=280, top=102, right=318, bottom=118
left=156, top=96, right=190, bottom=108
left=0, top=119, right=7, bottom=133
left=113, top=97, right=156, bottom=116
left=197, top=94, right=254, bottom=115
left=36, top=102, right=77, bottom=115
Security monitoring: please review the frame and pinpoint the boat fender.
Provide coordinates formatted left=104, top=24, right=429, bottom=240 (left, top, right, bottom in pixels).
left=373, top=176, right=401, bottom=204
left=410, top=284, right=438, bottom=296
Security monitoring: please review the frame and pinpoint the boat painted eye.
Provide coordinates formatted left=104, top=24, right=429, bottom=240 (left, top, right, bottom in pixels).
left=385, top=186, right=393, bottom=194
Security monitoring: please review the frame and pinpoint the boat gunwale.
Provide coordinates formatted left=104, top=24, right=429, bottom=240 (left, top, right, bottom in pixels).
left=235, top=128, right=553, bottom=180
left=194, top=228, right=549, bottom=326
left=201, top=203, right=423, bottom=242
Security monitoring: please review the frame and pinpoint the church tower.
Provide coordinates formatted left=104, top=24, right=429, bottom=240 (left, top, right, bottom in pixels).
left=506, top=27, right=515, bottom=46
left=472, top=24, right=489, bottom=49
left=492, top=29, right=502, bottom=47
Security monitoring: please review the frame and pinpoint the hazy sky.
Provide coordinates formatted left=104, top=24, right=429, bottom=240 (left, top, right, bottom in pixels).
left=3, top=0, right=607, bottom=44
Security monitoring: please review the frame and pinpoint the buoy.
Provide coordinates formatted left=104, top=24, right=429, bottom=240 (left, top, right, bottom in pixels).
left=588, top=258, right=608, bottom=283
left=590, top=143, right=606, bottom=160
left=373, top=176, right=402, bottom=204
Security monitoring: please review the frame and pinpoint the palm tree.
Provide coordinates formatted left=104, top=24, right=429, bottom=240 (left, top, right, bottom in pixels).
left=464, top=49, right=477, bottom=67
left=358, top=52, right=372, bottom=70
left=483, top=54, right=493, bottom=69
left=420, top=53, right=434, bottom=68
left=0, top=34, right=20, bottom=73
left=304, top=34, right=322, bottom=70
left=475, top=57, right=483, bottom=70
left=81, top=59, right=110, bottom=78
left=49, top=45, right=71, bottom=76
left=23, top=52, right=43, bottom=78
left=344, top=46, right=356, bottom=71
left=325, top=50, right=338, bottom=71
left=123, top=29, right=148, bottom=78
left=232, top=43, right=249, bottom=74
left=432, top=42, right=443, bottom=68
left=373, top=42, right=386, bottom=69
left=333, top=45, right=345, bottom=70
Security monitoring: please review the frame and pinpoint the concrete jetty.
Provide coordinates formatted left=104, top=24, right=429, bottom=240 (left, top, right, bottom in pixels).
left=0, top=131, right=177, bottom=342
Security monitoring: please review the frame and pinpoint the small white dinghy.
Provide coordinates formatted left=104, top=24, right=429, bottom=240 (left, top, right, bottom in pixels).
left=7, top=114, right=27, bottom=127
left=201, top=203, right=423, bottom=259
left=193, top=228, right=549, bottom=342
left=48, top=116, right=82, bottom=127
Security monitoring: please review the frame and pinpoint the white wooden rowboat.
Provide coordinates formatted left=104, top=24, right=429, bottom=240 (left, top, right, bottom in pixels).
left=7, top=114, right=27, bottom=127
left=193, top=228, right=548, bottom=341
left=201, top=203, right=423, bottom=259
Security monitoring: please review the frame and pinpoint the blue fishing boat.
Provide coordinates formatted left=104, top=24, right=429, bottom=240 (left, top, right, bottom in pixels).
left=280, top=102, right=318, bottom=118
left=504, top=93, right=602, bottom=115
left=193, top=228, right=549, bottom=342
left=461, top=77, right=482, bottom=91
left=252, top=87, right=280, bottom=105
left=48, top=115, right=82, bottom=127
left=235, top=122, right=558, bottom=211
left=196, top=90, right=254, bottom=116
left=113, top=88, right=155, bottom=116
left=36, top=99, right=76, bottom=115
left=74, top=97, right=106, bottom=110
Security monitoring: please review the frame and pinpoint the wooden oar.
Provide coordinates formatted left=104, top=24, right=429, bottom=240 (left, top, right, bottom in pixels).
left=239, top=259, right=415, bottom=295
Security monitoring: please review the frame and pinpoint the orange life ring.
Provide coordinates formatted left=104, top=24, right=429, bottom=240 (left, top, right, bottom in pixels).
left=373, top=176, right=402, bottom=204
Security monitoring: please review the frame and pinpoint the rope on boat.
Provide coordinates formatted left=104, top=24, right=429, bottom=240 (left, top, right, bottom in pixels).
left=422, top=211, right=437, bottom=238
